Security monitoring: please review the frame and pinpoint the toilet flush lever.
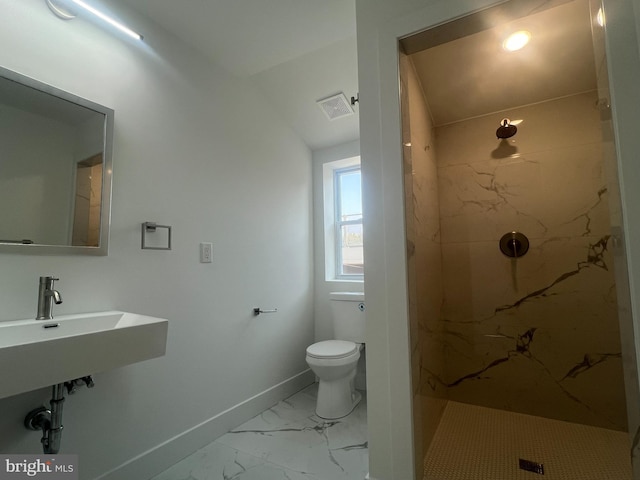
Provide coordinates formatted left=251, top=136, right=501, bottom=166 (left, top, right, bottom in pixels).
left=253, top=308, right=278, bottom=316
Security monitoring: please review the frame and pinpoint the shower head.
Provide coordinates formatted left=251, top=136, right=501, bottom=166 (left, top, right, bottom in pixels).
left=496, top=118, right=517, bottom=139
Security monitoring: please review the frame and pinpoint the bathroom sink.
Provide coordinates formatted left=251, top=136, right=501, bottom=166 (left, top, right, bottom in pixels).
left=0, top=311, right=168, bottom=399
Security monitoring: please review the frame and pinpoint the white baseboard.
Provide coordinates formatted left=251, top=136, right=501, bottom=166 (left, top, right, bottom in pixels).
left=94, top=369, right=315, bottom=480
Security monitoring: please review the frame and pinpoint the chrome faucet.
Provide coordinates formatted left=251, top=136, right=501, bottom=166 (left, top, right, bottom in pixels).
left=36, top=276, right=63, bottom=320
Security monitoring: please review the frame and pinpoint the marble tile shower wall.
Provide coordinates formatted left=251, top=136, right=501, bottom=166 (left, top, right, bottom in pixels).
left=424, top=90, right=628, bottom=431
left=402, top=54, right=448, bottom=463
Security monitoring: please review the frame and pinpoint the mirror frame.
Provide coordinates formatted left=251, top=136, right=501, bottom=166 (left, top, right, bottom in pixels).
left=0, top=66, right=114, bottom=256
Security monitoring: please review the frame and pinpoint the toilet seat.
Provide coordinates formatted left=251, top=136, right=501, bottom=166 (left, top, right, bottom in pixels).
left=306, top=340, right=357, bottom=359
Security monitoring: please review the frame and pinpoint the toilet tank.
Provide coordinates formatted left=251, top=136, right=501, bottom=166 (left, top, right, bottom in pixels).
left=330, top=292, right=365, bottom=343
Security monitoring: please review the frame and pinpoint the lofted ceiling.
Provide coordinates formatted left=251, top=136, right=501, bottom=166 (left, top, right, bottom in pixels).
left=118, top=0, right=359, bottom=151
left=113, top=0, right=596, bottom=149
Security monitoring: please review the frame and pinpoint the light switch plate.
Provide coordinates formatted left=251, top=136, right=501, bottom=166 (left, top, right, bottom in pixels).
left=200, top=242, right=212, bottom=263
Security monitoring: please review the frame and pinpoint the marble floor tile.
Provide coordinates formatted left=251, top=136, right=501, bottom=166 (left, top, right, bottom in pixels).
left=151, top=441, right=321, bottom=480
left=152, top=384, right=368, bottom=480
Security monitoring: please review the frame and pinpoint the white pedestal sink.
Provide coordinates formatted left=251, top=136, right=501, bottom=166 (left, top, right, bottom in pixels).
left=0, top=311, right=168, bottom=399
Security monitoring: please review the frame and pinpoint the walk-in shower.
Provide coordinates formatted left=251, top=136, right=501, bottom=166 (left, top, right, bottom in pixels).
left=400, top=0, right=635, bottom=478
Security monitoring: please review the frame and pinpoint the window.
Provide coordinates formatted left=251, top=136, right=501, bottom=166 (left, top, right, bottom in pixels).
left=322, top=156, right=363, bottom=281
left=334, top=166, right=363, bottom=277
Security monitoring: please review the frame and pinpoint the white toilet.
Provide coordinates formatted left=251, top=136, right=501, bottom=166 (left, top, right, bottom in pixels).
left=306, top=291, right=365, bottom=419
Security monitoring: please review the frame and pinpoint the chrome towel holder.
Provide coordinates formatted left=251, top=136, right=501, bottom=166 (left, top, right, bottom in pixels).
left=141, top=222, right=172, bottom=250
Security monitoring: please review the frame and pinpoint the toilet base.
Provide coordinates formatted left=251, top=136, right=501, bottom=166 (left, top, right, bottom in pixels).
left=315, top=381, right=362, bottom=420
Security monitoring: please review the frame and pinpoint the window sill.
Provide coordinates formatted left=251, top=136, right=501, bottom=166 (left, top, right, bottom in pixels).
left=326, top=278, right=364, bottom=283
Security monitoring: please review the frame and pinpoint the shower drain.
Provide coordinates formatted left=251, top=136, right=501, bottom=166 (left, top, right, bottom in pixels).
left=519, top=458, right=545, bottom=475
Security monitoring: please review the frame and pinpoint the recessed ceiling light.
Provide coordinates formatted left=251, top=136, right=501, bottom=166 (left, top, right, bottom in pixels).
left=502, top=31, right=531, bottom=52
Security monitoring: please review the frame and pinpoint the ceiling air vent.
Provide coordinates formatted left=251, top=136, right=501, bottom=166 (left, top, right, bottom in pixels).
left=316, top=93, right=354, bottom=121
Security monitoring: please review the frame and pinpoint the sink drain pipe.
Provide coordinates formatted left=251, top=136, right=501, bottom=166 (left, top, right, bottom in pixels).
left=25, top=376, right=94, bottom=454
left=24, top=383, right=65, bottom=454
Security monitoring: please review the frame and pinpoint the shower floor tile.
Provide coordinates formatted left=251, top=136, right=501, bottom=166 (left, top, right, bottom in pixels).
left=151, top=384, right=368, bottom=480
left=424, top=401, right=632, bottom=480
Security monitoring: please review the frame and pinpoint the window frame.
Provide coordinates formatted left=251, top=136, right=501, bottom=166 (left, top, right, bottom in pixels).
left=323, top=157, right=363, bottom=281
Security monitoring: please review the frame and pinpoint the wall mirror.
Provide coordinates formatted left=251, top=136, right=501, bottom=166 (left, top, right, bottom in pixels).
left=0, top=66, right=113, bottom=255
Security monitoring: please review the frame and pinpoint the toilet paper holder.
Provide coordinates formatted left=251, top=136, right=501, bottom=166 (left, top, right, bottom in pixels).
left=253, top=308, right=278, bottom=316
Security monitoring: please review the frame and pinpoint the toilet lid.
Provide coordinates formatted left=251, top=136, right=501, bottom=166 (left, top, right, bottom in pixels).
left=306, top=340, right=357, bottom=359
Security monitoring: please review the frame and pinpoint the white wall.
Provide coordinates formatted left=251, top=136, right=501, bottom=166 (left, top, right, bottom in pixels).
left=312, top=139, right=362, bottom=341
left=0, top=2, right=314, bottom=479
left=355, top=0, right=640, bottom=479
left=0, top=105, right=76, bottom=244
left=75, top=114, right=107, bottom=163
left=635, top=0, right=640, bottom=55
